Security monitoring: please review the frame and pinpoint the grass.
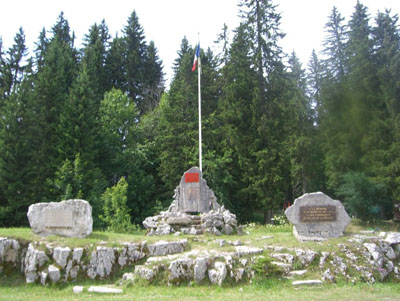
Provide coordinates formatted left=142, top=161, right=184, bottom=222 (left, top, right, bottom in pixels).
left=1, top=276, right=400, bottom=301
left=2, top=220, right=400, bottom=300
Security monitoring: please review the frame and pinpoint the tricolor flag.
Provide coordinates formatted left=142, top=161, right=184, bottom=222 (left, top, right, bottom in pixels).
left=192, top=44, right=200, bottom=72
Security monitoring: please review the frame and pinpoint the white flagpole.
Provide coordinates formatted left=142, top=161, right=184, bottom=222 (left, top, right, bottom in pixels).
left=197, top=41, right=202, bottom=172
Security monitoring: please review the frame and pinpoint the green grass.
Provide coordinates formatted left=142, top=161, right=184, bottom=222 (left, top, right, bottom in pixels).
left=2, top=220, right=400, bottom=300
left=1, top=277, right=400, bottom=301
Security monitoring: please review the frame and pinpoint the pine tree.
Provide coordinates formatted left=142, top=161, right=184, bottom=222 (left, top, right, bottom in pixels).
left=123, top=10, right=148, bottom=114
left=322, top=6, right=347, bottom=79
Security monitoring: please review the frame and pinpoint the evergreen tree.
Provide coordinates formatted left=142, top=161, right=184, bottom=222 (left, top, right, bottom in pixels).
left=322, top=6, right=347, bottom=79
left=123, top=10, right=148, bottom=114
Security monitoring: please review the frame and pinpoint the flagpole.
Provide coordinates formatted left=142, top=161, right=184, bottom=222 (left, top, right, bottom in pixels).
left=197, top=42, right=202, bottom=172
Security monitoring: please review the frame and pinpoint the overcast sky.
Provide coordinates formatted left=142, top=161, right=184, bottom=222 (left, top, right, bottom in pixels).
left=1, top=0, right=400, bottom=85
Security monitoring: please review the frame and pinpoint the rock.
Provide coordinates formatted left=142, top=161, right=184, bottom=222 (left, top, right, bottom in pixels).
left=166, top=216, right=192, bottom=226
left=271, top=253, right=294, bottom=264
left=87, top=247, right=115, bottom=279
left=295, top=249, right=318, bottom=266
left=215, top=239, right=226, bottom=247
left=87, top=286, right=123, bottom=294
left=122, top=272, right=135, bottom=282
left=24, top=243, right=49, bottom=283
left=332, top=256, right=347, bottom=275
left=322, top=268, right=335, bottom=282
left=208, top=262, right=227, bottom=286
left=69, top=266, right=79, bottom=279
left=292, top=279, right=323, bottom=286
left=319, top=252, right=330, bottom=268
left=48, top=265, right=61, bottom=283
left=147, top=239, right=187, bottom=256
left=232, top=240, right=243, bottom=246
left=363, top=243, right=384, bottom=267
left=0, top=238, right=20, bottom=265
left=223, top=224, right=234, bottom=235
left=194, top=257, right=208, bottom=283
left=289, top=270, right=307, bottom=276
left=285, top=192, right=351, bottom=241
left=385, top=232, right=400, bottom=245
left=135, top=265, right=157, bottom=281
left=231, top=268, right=245, bottom=283
left=73, top=286, right=83, bottom=294
left=168, top=258, right=194, bottom=283
left=40, top=271, right=48, bottom=286
left=27, top=199, right=92, bottom=238
left=271, top=261, right=291, bottom=273
left=72, top=248, right=83, bottom=264
left=53, top=247, right=71, bottom=269
left=234, top=246, right=263, bottom=257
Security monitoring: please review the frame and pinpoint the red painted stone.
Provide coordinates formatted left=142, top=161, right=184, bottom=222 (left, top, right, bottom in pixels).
left=185, top=173, right=199, bottom=183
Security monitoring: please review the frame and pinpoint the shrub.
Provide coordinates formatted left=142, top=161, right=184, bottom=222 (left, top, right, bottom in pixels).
left=100, top=177, right=137, bottom=233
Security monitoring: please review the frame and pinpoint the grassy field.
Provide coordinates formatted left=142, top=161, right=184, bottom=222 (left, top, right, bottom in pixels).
left=1, top=276, right=400, bottom=301
left=1, top=220, right=400, bottom=300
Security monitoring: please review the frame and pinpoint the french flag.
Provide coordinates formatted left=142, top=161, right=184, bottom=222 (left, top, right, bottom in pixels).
left=192, top=44, right=200, bottom=72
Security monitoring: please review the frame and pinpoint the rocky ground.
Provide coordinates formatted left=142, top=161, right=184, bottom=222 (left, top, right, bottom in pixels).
left=1, top=227, right=400, bottom=287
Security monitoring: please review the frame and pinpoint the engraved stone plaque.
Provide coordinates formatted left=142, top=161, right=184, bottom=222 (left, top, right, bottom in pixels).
left=285, top=192, right=351, bottom=241
left=177, top=167, right=211, bottom=213
left=44, top=208, right=74, bottom=228
left=300, top=206, right=336, bottom=223
left=27, top=199, right=92, bottom=237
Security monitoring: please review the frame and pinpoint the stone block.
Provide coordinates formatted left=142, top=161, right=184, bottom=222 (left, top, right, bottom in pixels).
left=285, top=192, right=351, bottom=241
left=27, top=199, right=92, bottom=238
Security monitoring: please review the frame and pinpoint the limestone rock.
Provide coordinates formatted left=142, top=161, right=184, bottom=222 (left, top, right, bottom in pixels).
left=87, top=286, right=123, bottom=294
left=48, top=265, right=61, bottom=283
left=0, top=238, right=20, bottom=265
left=285, top=192, right=351, bottom=241
left=363, top=243, right=384, bottom=267
left=194, top=257, right=208, bottom=283
left=135, top=265, right=157, bottom=281
left=322, top=268, right=335, bottom=282
left=27, top=199, right=92, bottom=238
left=53, top=247, right=71, bottom=269
left=385, top=232, right=400, bottom=245
left=168, top=258, right=194, bottom=283
left=292, top=279, right=322, bottom=286
left=295, top=249, right=318, bottom=266
left=208, top=262, right=227, bottom=286
left=87, top=247, right=115, bottom=279
left=234, top=246, right=263, bottom=257
left=24, top=243, right=49, bottom=283
left=73, top=286, right=83, bottom=294
left=72, top=248, right=83, bottom=264
left=147, top=239, right=187, bottom=256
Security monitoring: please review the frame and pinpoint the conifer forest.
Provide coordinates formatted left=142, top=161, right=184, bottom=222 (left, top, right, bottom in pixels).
left=1, top=0, right=399, bottom=228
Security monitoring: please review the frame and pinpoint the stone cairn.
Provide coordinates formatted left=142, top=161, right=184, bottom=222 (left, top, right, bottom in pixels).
left=143, top=167, right=239, bottom=235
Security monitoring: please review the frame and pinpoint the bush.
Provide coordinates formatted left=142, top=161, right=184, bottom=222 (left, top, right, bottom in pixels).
left=100, top=177, right=137, bottom=233
left=335, top=172, right=391, bottom=221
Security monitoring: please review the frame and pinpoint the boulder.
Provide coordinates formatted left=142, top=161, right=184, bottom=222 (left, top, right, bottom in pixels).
left=27, top=199, right=92, bottom=238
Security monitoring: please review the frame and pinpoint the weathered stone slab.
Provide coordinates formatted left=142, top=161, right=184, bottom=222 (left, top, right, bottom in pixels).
left=285, top=192, right=351, bottom=241
left=27, top=199, right=92, bottom=238
left=178, top=167, right=210, bottom=213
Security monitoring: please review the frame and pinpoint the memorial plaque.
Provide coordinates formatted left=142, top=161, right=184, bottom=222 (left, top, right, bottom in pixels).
left=44, top=208, right=74, bottom=228
left=299, top=205, right=336, bottom=223
left=285, top=192, right=351, bottom=241
left=27, top=199, right=93, bottom=237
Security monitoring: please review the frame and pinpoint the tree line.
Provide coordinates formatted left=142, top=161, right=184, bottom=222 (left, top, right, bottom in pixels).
left=0, top=0, right=399, bottom=228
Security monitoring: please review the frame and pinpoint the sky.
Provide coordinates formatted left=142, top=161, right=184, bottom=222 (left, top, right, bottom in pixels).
left=1, top=0, right=400, bottom=86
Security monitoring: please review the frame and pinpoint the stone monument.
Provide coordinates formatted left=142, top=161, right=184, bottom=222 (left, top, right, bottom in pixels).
left=285, top=192, right=351, bottom=241
left=143, top=167, right=239, bottom=235
left=27, top=199, right=93, bottom=238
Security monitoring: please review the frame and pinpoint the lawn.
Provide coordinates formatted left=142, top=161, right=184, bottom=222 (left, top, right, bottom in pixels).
left=1, top=220, right=400, bottom=300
